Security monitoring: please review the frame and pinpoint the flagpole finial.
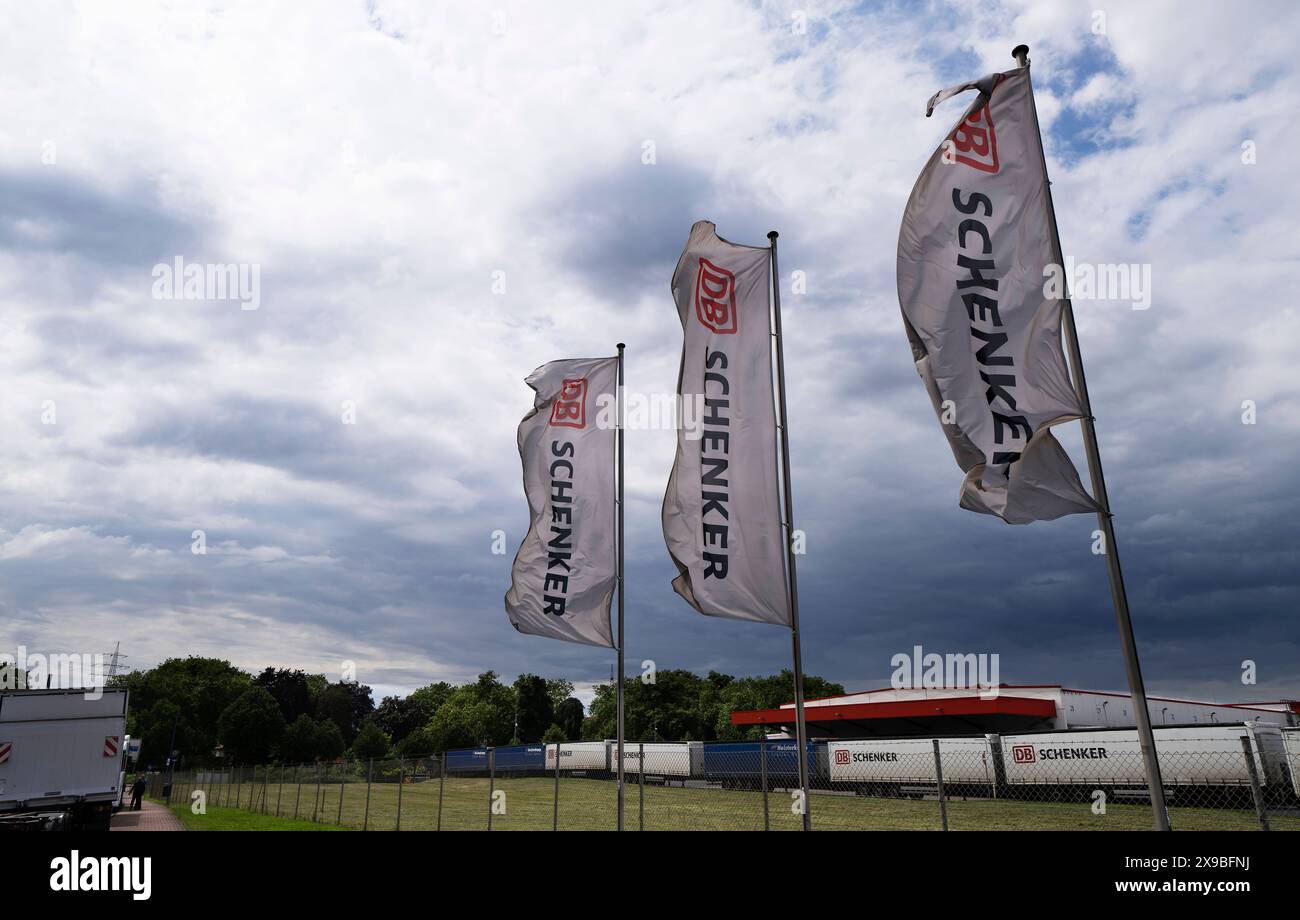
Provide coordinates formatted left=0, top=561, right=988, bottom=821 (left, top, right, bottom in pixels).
left=617, top=342, right=625, bottom=350
left=1012, top=44, right=1030, bottom=67
left=767, top=230, right=779, bottom=241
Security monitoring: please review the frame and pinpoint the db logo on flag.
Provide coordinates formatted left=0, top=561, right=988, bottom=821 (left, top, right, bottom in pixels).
left=549, top=378, right=588, bottom=428
left=694, top=258, right=738, bottom=334
left=1011, top=744, right=1036, bottom=764
left=949, top=97, right=999, bottom=173
left=834, top=749, right=851, bottom=765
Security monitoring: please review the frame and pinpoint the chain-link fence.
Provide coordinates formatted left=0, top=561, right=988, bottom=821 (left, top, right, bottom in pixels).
left=153, top=724, right=1300, bottom=830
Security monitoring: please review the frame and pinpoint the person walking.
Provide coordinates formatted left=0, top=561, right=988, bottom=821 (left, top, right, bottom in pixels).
left=130, top=774, right=147, bottom=811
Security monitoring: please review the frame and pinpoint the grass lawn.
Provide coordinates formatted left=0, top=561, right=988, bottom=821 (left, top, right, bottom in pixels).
left=170, top=775, right=1299, bottom=831
left=163, top=798, right=350, bottom=831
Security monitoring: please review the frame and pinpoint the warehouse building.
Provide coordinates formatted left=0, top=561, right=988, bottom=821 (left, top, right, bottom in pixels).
left=730, top=685, right=1300, bottom=739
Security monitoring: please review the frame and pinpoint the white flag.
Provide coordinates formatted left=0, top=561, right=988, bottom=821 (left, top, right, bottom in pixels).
left=505, top=356, right=617, bottom=647
left=662, top=221, right=790, bottom=625
left=897, top=67, right=1098, bottom=524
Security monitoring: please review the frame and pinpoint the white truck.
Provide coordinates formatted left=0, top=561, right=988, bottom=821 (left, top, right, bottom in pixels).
left=0, top=687, right=129, bottom=830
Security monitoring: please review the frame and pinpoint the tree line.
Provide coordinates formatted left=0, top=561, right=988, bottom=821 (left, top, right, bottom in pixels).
left=108, top=657, right=842, bottom=767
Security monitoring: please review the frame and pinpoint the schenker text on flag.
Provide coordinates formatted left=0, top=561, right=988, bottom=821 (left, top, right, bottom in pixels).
left=662, top=221, right=791, bottom=625
left=505, top=356, right=617, bottom=647
left=896, top=67, right=1098, bottom=524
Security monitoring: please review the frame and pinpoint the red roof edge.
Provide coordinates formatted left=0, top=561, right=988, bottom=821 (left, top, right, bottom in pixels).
left=730, top=694, right=1057, bottom=726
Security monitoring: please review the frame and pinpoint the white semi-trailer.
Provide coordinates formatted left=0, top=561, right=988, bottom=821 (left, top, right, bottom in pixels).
left=0, top=687, right=129, bottom=830
left=544, top=741, right=610, bottom=773
left=829, top=736, right=998, bottom=785
left=613, top=741, right=704, bottom=779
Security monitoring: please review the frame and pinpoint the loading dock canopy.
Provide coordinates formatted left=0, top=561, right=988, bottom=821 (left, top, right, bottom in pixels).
left=730, top=694, right=1058, bottom=739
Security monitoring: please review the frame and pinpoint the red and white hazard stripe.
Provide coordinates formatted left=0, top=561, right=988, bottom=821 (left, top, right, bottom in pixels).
left=103, top=735, right=119, bottom=758
left=0, top=741, right=11, bottom=764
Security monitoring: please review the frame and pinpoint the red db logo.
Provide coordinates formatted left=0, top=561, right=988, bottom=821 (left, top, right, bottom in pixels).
left=834, top=749, right=851, bottom=765
left=949, top=78, right=1003, bottom=173
left=1011, top=744, right=1036, bottom=764
left=549, top=378, right=588, bottom=428
left=695, top=258, right=738, bottom=334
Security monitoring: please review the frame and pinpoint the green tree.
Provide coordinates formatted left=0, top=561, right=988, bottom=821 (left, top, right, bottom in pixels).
left=584, top=669, right=846, bottom=742
left=713, top=670, right=845, bottom=739
left=352, top=720, right=391, bottom=761
left=541, top=723, right=567, bottom=743
left=115, top=657, right=252, bottom=767
left=408, top=681, right=454, bottom=714
left=555, top=697, right=584, bottom=741
left=513, top=673, right=554, bottom=742
left=545, top=678, right=575, bottom=711
left=279, top=714, right=321, bottom=763
left=314, top=719, right=346, bottom=761
left=315, top=681, right=374, bottom=744
left=217, top=686, right=286, bottom=764
left=373, top=682, right=449, bottom=744
left=396, top=725, right=439, bottom=757
left=253, top=668, right=315, bottom=724
left=426, top=671, right=514, bottom=749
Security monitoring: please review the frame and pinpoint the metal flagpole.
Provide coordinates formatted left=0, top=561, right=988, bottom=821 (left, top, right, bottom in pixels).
left=767, top=231, right=812, bottom=831
left=615, top=342, right=626, bottom=832
left=1012, top=44, right=1171, bottom=831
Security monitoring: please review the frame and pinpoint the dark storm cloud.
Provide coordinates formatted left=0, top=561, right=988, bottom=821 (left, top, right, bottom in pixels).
left=544, top=160, right=785, bottom=298
left=115, top=393, right=434, bottom=491
left=31, top=315, right=204, bottom=380
left=0, top=170, right=203, bottom=266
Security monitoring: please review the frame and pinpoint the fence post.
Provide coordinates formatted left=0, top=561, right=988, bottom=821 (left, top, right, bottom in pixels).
left=276, top=766, right=284, bottom=817
left=437, top=754, right=446, bottom=832
left=638, top=742, right=645, bottom=832
left=236, top=764, right=243, bottom=809
left=312, top=762, right=322, bottom=822
left=293, top=764, right=302, bottom=819
left=487, top=748, right=496, bottom=831
left=761, top=739, right=769, bottom=832
left=933, top=739, right=949, bottom=832
left=1240, top=735, right=1270, bottom=831
left=364, top=758, right=374, bottom=831
left=397, top=757, right=404, bottom=831
left=552, top=743, right=560, bottom=832
left=337, top=764, right=345, bottom=825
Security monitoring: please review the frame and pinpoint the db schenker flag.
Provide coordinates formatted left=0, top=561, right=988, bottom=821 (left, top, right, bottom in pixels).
left=897, top=66, right=1098, bottom=524
left=505, top=356, right=617, bottom=647
left=662, top=221, right=790, bottom=626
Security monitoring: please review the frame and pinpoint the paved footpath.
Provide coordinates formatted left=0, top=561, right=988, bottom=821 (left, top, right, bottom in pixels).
left=111, top=799, right=185, bottom=831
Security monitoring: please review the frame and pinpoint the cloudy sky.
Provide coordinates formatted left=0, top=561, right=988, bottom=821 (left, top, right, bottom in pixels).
left=2, top=0, right=1297, bottom=707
